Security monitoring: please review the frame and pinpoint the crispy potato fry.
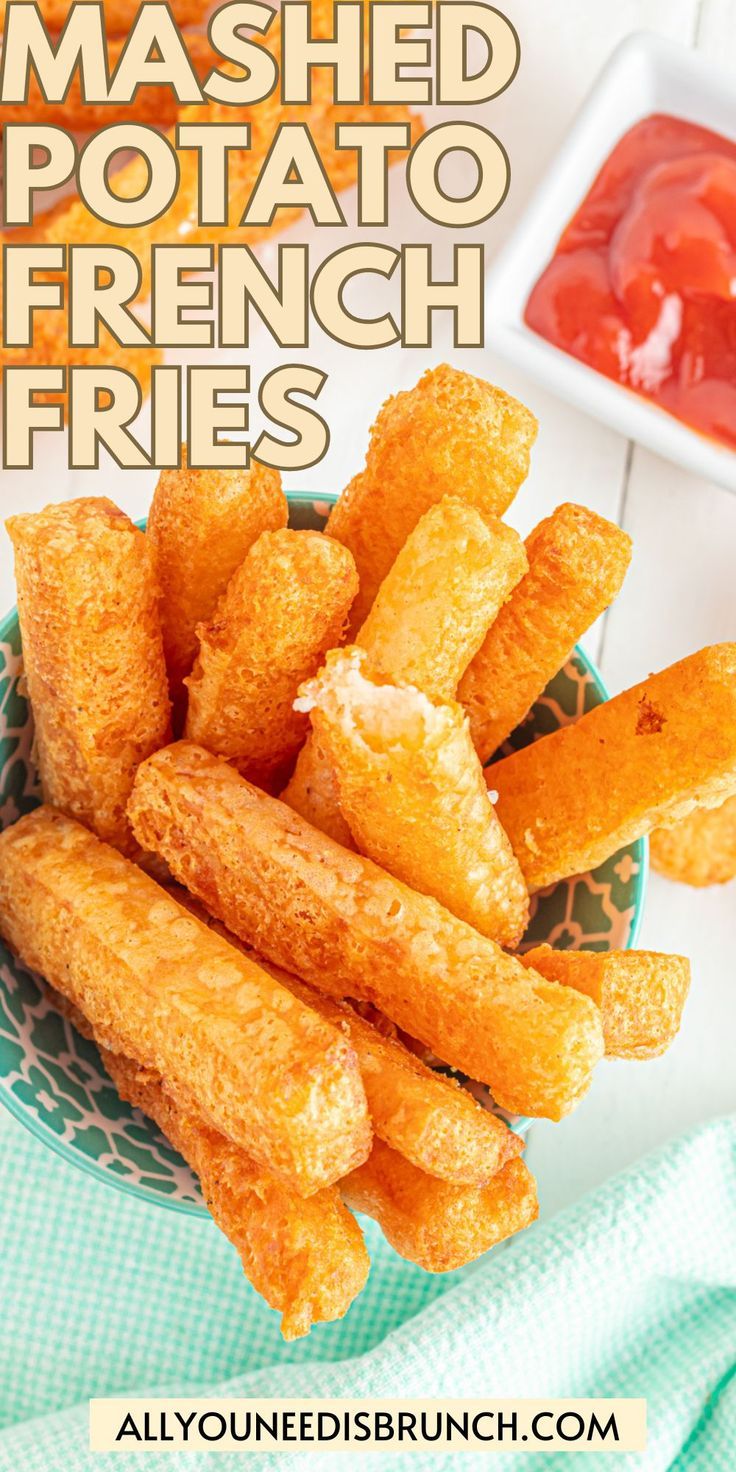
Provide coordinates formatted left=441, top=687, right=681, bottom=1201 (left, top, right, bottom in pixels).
left=297, top=649, right=529, bottom=945
left=357, top=499, right=528, bottom=701
left=157, top=883, right=521, bottom=1184
left=102, top=1049, right=369, bottom=1340
left=0, top=0, right=204, bottom=27
left=650, top=796, right=736, bottom=887
left=281, top=737, right=352, bottom=846
left=268, top=975, right=523, bottom=1185
left=491, top=644, right=736, bottom=891
left=0, top=808, right=371, bottom=1194
left=6, top=497, right=170, bottom=855
left=185, top=530, right=357, bottom=792
left=283, top=499, right=527, bottom=843
left=459, top=504, right=632, bottom=762
left=157, top=880, right=521, bottom=1184
left=59, top=985, right=368, bottom=1335
left=147, top=455, right=287, bottom=719
left=128, top=743, right=605, bottom=1120
left=0, top=33, right=214, bottom=131
left=520, top=945, right=691, bottom=1059
left=326, top=366, right=538, bottom=630
left=342, top=1141, right=538, bottom=1272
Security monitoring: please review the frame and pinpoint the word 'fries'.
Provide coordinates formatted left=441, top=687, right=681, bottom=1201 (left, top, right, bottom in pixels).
left=521, top=946, right=691, bottom=1059
left=147, top=457, right=287, bottom=718
left=283, top=499, right=527, bottom=844
left=7, top=498, right=170, bottom=856
left=185, top=530, right=357, bottom=792
left=297, top=649, right=529, bottom=945
left=342, top=1141, right=538, bottom=1272
left=460, top=503, right=632, bottom=762
left=103, top=1049, right=370, bottom=1340
left=491, top=644, right=736, bottom=891
left=0, top=808, right=371, bottom=1195
left=326, top=365, right=538, bottom=630
left=651, top=796, right=736, bottom=888
left=128, top=743, right=605, bottom=1121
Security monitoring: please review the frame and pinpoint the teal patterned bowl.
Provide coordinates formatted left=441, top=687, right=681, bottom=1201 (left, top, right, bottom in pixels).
left=0, top=490, right=647, bottom=1214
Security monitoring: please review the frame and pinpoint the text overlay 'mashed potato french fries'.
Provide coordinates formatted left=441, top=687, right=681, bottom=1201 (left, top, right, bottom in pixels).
left=0, top=363, right=724, bottom=1340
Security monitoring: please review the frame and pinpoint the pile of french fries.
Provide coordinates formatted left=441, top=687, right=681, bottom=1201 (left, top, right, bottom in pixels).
left=1, top=364, right=735, bottom=1341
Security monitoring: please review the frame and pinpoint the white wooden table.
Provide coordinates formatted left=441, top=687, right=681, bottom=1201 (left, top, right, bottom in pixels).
left=0, top=0, right=734, bottom=1220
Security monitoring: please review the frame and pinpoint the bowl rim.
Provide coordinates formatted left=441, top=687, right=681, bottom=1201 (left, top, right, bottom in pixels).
left=0, top=489, right=648, bottom=1214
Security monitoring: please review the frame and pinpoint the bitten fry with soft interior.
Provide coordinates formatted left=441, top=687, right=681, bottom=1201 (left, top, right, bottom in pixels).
left=147, top=457, right=287, bottom=717
left=521, top=946, right=691, bottom=1059
left=297, top=649, right=529, bottom=946
left=102, top=1049, right=369, bottom=1340
left=6, top=498, right=170, bottom=856
left=273, top=976, right=523, bottom=1185
left=651, top=796, right=736, bottom=887
left=0, top=808, right=371, bottom=1195
left=283, top=499, right=527, bottom=843
left=128, top=743, right=604, bottom=1121
left=491, top=644, right=736, bottom=891
left=342, top=1141, right=538, bottom=1272
left=185, top=530, right=357, bottom=792
left=459, top=504, right=632, bottom=761
left=326, top=365, right=538, bottom=630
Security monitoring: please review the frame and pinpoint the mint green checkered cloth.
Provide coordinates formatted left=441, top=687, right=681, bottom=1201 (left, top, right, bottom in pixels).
left=0, top=1111, right=734, bottom=1471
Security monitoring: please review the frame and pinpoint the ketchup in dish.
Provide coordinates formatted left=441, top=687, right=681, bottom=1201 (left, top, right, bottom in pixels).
left=525, top=115, right=736, bottom=450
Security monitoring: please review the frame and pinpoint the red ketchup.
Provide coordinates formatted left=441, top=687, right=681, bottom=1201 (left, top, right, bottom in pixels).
left=525, top=115, right=736, bottom=450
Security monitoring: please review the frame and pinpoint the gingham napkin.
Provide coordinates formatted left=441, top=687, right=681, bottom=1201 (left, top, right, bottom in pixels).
left=0, top=1110, right=734, bottom=1472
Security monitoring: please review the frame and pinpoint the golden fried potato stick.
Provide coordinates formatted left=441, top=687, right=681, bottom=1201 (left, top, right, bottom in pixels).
left=157, top=883, right=519, bottom=1184
left=157, top=881, right=519, bottom=1184
left=0, top=33, right=214, bottom=131
left=102, top=1049, right=370, bottom=1340
left=520, top=945, right=691, bottom=1060
left=128, top=743, right=604, bottom=1120
left=147, top=456, right=287, bottom=721
left=185, top=530, right=357, bottom=792
left=283, top=500, right=527, bottom=843
left=54, top=987, right=368, bottom=1336
left=0, top=808, right=371, bottom=1194
left=270, top=975, right=522, bottom=1186
left=491, top=644, right=736, bottom=892
left=650, top=796, right=736, bottom=888
left=343, top=1141, right=537, bottom=1272
left=459, top=503, right=632, bottom=762
left=281, top=736, right=350, bottom=846
left=356, top=500, right=528, bottom=701
left=297, top=649, right=529, bottom=946
left=6, top=497, right=170, bottom=856
left=0, top=0, right=204, bottom=28
left=326, top=365, right=538, bottom=630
